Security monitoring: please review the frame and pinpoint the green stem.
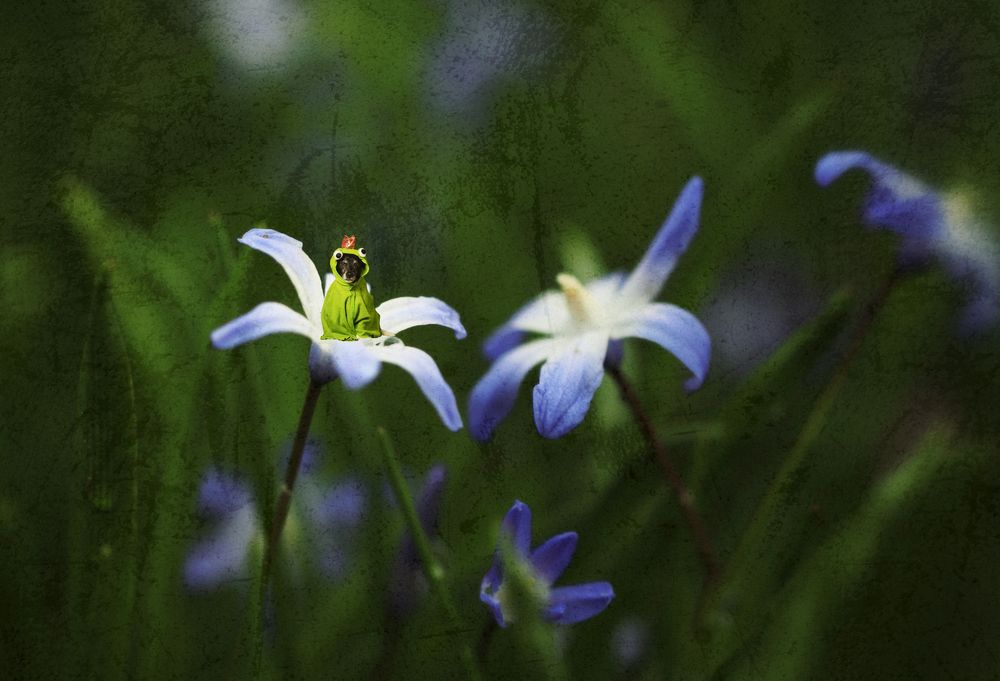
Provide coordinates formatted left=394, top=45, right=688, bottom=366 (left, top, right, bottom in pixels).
left=262, top=379, right=323, bottom=581
left=376, top=427, right=482, bottom=681
left=607, top=365, right=720, bottom=586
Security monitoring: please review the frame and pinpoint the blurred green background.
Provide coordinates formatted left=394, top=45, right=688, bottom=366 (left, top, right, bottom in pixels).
left=4, top=0, right=1000, bottom=679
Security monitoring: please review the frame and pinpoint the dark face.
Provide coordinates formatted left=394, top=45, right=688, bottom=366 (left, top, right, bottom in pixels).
left=337, top=253, right=364, bottom=284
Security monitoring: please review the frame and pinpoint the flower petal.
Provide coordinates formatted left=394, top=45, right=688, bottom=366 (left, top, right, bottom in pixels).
left=584, top=271, right=626, bottom=304
left=310, top=339, right=382, bottom=389
left=501, top=500, right=533, bottom=555
left=532, top=331, right=609, bottom=438
left=324, top=272, right=334, bottom=294
left=529, top=531, right=578, bottom=586
left=480, top=589, right=507, bottom=628
left=197, top=469, right=254, bottom=517
left=487, top=290, right=573, bottom=355
left=211, top=302, right=316, bottom=349
left=483, top=326, right=526, bottom=361
left=311, top=478, right=367, bottom=528
left=814, top=151, right=944, bottom=243
left=416, top=464, right=448, bottom=534
left=238, top=228, right=325, bottom=324
left=377, top=296, right=468, bottom=339
left=619, top=177, right=703, bottom=304
left=468, top=338, right=559, bottom=441
left=184, top=506, right=259, bottom=591
left=543, top=582, right=615, bottom=625
left=367, top=343, right=463, bottom=430
left=615, top=303, right=710, bottom=391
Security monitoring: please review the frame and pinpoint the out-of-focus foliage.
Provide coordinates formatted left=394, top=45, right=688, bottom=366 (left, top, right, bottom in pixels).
left=3, top=0, right=999, bottom=679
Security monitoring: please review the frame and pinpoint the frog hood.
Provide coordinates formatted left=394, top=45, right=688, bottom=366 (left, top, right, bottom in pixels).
left=330, top=234, right=370, bottom=283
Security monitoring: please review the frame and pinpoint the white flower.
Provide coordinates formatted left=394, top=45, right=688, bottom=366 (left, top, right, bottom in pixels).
left=469, top=177, right=711, bottom=440
left=211, top=229, right=466, bottom=431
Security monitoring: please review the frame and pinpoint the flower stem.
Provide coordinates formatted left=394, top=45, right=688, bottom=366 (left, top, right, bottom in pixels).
left=607, top=365, right=720, bottom=586
left=262, top=379, right=323, bottom=580
left=376, top=427, right=482, bottom=681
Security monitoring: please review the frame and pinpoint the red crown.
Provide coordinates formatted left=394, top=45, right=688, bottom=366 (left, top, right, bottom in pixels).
left=341, top=234, right=357, bottom=249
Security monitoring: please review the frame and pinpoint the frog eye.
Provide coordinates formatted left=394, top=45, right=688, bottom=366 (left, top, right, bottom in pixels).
left=358, top=247, right=367, bottom=257
left=334, top=249, right=344, bottom=260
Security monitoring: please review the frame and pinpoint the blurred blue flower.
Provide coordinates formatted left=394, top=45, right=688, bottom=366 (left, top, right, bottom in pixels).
left=479, top=500, right=614, bottom=627
left=816, top=151, right=1000, bottom=331
left=184, top=470, right=261, bottom=590
left=388, top=464, right=448, bottom=614
left=211, top=228, right=466, bottom=430
left=469, top=178, right=711, bottom=440
left=185, top=450, right=368, bottom=590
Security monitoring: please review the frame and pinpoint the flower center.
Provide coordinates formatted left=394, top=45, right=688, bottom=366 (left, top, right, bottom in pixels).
left=493, top=572, right=552, bottom=625
left=556, top=273, right=596, bottom=324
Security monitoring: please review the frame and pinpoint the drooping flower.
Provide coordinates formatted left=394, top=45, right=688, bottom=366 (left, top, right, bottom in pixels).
left=479, top=500, right=614, bottom=627
left=185, top=444, right=368, bottom=590
left=815, top=151, right=1000, bottom=331
left=469, top=178, right=711, bottom=440
left=210, top=228, right=466, bottom=430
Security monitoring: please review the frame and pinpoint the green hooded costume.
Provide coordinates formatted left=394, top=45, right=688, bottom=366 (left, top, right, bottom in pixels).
left=320, top=244, right=382, bottom=340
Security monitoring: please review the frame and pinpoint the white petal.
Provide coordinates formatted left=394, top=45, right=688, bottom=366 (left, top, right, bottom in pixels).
left=309, top=339, right=382, bottom=388
left=367, top=343, right=463, bottom=431
left=324, top=272, right=334, bottom=295
left=614, top=303, right=710, bottom=391
left=211, top=302, right=316, bottom=349
left=377, top=296, right=468, bottom=339
left=238, top=228, right=325, bottom=325
left=507, top=289, right=573, bottom=335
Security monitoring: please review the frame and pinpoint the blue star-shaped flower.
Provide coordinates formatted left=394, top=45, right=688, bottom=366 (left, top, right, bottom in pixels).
left=469, top=178, right=711, bottom=440
left=480, top=500, right=614, bottom=627
left=816, top=151, right=1000, bottom=332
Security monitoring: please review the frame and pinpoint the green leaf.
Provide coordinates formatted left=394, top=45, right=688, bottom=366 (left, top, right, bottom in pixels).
left=67, top=271, right=141, bottom=680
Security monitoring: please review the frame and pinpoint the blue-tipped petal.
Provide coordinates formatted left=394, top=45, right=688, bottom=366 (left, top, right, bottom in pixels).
left=368, top=344, right=462, bottom=430
left=619, top=177, right=703, bottom=303
left=184, top=506, right=259, bottom=590
left=616, top=302, right=711, bottom=391
left=238, top=228, right=325, bottom=324
left=197, top=469, right=254, bottom=517
left=501, top=500, right=532, bottom=555
left=211, top=302, right=316, bottom=349
left=532, top=331, right=608, bottom=438
left=529, top=532, right=578, bottom=586
left=543, top=582, right=615, bottom=625
left=376, top=296, right=468, bottom=339
left=815, top=151, right=944, bottom=243
left=469, top=338, right=558, bottom=441
left=483, top=325, right=526, bottom=361
left=480, top=589, right=507, bottom=628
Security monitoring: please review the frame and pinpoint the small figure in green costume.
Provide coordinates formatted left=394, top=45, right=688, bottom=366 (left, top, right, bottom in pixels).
left=320, top=234, right=382, bottom=340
